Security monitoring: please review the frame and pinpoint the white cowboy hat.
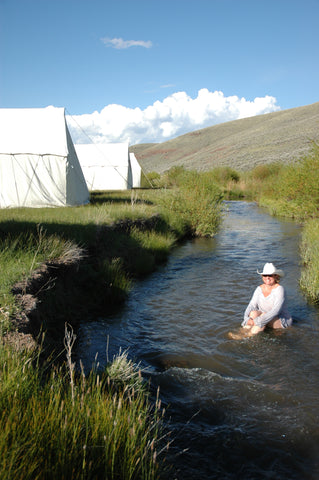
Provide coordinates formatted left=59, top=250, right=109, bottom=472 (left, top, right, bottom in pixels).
left=257, top=262, right=284, bottom=277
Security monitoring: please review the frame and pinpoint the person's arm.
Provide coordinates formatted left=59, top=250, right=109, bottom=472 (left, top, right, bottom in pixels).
left=254, top=286, right=285, bottom=328
left=241, top=287, right=260, bottom=326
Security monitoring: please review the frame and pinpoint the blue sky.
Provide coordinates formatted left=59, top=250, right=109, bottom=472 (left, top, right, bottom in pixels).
left=1, top=0, right=318, bottom=144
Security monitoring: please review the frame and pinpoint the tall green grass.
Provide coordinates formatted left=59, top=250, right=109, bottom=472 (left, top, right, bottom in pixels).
left=299, top=218, right=319, bottom=302
left=0, top=339, right=165, bottom=480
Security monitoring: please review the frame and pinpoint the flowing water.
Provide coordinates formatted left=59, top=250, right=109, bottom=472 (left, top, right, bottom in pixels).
left=76, top=201, right=319, bottom=480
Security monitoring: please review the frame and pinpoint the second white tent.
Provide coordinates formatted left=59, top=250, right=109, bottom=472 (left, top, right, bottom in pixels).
left=75, top=143, right=142, bottom=191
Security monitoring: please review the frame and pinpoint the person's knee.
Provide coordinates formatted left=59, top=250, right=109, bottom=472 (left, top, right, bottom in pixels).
left=268, top=317, right=282, bottom=329
left=250, top=310, right=262, bottom=320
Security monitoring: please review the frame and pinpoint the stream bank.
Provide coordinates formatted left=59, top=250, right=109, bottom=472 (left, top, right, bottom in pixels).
left=5, top=214, right=182, bottom=355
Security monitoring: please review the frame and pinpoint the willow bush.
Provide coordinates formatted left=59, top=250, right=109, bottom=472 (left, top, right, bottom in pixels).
left=158, top=169, right=224, bottom=237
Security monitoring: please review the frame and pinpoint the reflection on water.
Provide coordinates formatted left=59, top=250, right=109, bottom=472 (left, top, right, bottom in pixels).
left=77, top=202, right=319, bottom=479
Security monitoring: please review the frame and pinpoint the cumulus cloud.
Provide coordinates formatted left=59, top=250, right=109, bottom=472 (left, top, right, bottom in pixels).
left=67, top=89, right=280, bottom=146
left=101, top=37, right=153, bottom=49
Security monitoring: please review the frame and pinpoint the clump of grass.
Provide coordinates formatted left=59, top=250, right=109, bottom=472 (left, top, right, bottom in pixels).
left=106, top=348, right=144, bottom=393
left=100, top=257, right=132, bottom=302
left=130, top=227, right=176, bottom=264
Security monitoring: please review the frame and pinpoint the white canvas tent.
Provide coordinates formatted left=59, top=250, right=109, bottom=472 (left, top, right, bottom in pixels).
left=75, top=143, right=141, bottom=191
left=0, top=106, right=89, bottom=208
left=129, top=152, right=142, bottom=188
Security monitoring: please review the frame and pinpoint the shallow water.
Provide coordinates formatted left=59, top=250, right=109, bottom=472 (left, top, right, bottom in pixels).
left=77, top=201, right=319, bottom=479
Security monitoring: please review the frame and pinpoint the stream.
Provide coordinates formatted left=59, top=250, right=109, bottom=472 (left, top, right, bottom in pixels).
left=76, top=201, right=319, bottom=479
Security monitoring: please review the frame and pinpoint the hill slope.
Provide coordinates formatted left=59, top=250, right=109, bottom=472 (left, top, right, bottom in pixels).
left=130, top=102, right=319, bottom=173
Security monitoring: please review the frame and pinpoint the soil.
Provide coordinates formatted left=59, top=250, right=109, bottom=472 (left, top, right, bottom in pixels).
left=4, top=262, right=70, bottom=352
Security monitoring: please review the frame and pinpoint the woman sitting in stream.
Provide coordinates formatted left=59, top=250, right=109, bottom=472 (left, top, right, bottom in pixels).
left=229, top=262, right=292, bottom=339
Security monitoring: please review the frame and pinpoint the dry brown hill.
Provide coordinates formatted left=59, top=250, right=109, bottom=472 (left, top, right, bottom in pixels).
left=130, top=102, right=319, bottom=173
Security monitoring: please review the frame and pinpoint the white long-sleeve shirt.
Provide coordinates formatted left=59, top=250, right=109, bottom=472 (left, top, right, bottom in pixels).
left=242, top=285, right=292, bottom=328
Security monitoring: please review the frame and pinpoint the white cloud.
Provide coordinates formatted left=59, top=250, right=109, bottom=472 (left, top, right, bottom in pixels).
left=101, top=37, right=153, bottom=49
left=67, top=89, right=280, bottom=146
left=160, top=84, right=176, bottom=89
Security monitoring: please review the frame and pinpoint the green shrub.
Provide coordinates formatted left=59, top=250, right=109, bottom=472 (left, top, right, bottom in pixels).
left=259, top=143, right=319, bottom=218
left=249, top=163, right=283, bottom=181
left=141, top=171, right=160, bottom=188
left=159, top=170, right=223, bottom=237
left=161, top=165, right=187, bottom=187
left=210, top=166, right=240, bottom=184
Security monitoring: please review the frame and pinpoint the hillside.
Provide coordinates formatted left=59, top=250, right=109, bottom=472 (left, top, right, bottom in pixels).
left=130, top=102, right=319, bottom=173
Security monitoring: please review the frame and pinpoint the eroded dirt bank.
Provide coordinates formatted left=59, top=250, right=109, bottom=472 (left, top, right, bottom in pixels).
left=4, top=215, right=172, bottom=355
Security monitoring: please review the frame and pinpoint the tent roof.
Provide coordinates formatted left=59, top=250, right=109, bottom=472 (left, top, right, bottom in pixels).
left=75, top=143, right=129, bottom=167
left=0, top=106, right=69, bottom=156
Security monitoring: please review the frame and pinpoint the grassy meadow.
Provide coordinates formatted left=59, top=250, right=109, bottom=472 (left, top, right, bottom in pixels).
left=0, top=180, right=223, bottom=479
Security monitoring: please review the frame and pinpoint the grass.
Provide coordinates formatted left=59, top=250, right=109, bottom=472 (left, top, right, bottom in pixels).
left=299, top=218, right=319, bottom=302
left=0, top=338, right=166, bottom=480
